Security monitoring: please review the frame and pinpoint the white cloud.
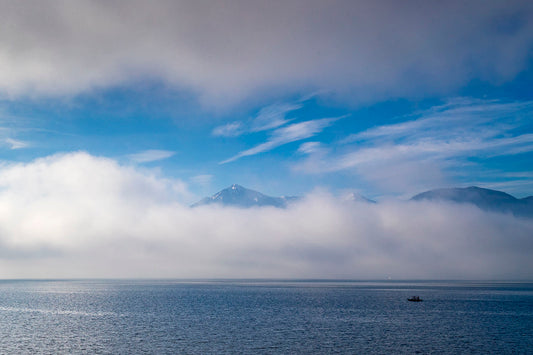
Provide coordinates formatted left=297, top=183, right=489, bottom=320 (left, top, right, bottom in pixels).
left=212, top=102, right=302, bottom=137
left=212, top=122, right=244, bottom=137
left=221, top=116, right=342, bottom=163
left=297, top=142, right=323, bottom=154
left=343, top=99, right=533, bottom=143
left=250, top=103, right=302, bottom=132
left=128, top=150, right=175, bottom=163
left=0, top=1, right=531, bottom=107
left=0, top=153, right=532, bottom=279
left=4, top=138, right=29, bottom=149
left=295, top=99, right=533, bottom=194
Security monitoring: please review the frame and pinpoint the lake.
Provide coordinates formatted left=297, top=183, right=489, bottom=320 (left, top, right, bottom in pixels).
left=0, top=280, right=531, bottom=354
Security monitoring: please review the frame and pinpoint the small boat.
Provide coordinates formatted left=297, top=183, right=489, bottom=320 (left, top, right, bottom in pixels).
left=407, top=296, right=422, bottom=302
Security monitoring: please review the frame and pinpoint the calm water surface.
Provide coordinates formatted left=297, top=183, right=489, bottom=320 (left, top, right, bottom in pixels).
left=0, top=280, right=531, bottom=354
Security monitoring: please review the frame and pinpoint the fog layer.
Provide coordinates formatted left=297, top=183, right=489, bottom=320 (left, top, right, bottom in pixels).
left=0, top=153, right=531, bottom=279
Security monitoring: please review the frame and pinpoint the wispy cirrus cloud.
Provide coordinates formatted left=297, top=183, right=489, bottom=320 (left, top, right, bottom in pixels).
left=295, top=99, right=533, bottom=194
left=343, top=98, right=533, bottom=144
left=212, top=102, right=302, bottom=137
left=128, top=149, right=175, bottom=163
left=214, top=99, right=343, bottom=164
left=4, top=138, right=29, bottom=150
left=221, top=116, right=344, bottom=164
left=249, top=103, right=302, bottom=132
left=212, top=122, right=244, bottom=137
left=297, top=142, right=324, bottom=155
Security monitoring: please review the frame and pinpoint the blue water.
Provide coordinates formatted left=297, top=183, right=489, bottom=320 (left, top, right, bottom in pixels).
left=0, top=280, right=531, bottom=354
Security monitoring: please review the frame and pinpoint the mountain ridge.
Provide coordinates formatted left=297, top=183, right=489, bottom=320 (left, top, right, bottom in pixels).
left=411, top=186, right=533, bottom=217
left=192, top=184, right=532, bottom=217
left=191, top=184, right=298, bottom=208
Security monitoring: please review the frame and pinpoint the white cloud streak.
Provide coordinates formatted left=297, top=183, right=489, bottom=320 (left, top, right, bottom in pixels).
left=0, top=152, right=532, bottom=279
left=212, top=102, right=302, bottom=137
left=343, top=99, right=533, bottom=143
left=4, top=138, right=29, bottom=149
left=220, top=116, right=342, bottom=164
left=296, top=99, right=533, bottom=194
left=0, top=1, right=532, bottom=107
left=249, top=103, right=302, bottom=132
left=212, top=122, right=244, bottom=137
left=297, top=142, right=324, bottom=155
left=128, top=150, right=175, bottom=163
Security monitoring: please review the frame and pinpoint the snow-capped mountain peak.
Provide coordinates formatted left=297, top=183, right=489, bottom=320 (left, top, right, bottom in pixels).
left=192, top=184, right=298, bottom=208
left=342, top=192, right=376, bottom=204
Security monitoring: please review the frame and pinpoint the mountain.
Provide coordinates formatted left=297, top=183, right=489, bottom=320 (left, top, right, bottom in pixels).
left=411, top=186, right=533, bottom=217
left=342, top=192, right=376, bottom=204
left=193, top=184, right=533, bottom=216
left=191, top=184, right=299, bottom=208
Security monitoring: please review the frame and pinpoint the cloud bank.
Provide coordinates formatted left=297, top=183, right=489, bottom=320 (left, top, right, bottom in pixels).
left=0, top=152, right=531, bottom=279
left=0, top=1, right=532, bottom=106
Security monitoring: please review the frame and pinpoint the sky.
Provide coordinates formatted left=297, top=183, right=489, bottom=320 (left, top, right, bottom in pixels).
left=0, top=1, right=532, bottom=279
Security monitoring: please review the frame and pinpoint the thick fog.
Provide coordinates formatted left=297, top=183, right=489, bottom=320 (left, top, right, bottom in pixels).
left=0, top=152, right=531, bottom=279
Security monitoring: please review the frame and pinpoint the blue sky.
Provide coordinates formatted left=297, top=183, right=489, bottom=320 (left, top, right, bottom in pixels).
left=3, top=83, right=533, bottom=202
left=0, top=1, right=532, bottom=279
left=1, top=1, right=532, bottom=202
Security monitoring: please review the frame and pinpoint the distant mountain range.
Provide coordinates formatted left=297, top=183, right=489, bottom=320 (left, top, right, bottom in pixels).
left=411, top=186, right=533, bottom=217
left=193, top=184, right=533, bottom=217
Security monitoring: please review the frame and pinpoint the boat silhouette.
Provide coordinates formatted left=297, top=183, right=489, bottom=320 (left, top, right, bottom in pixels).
left=407, top=296, right=422, bottom=302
